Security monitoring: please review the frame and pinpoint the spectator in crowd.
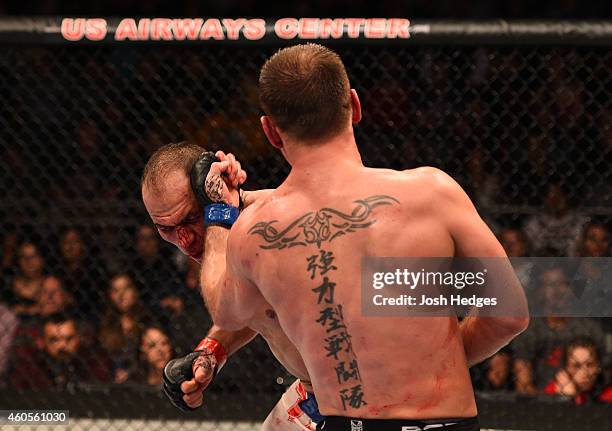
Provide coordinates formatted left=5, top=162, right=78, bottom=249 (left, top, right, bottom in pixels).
left=544, top=337, right=612, bottom=404
left=9, top=313, right=110, bottom=390
left=577, top=222, right=610, bottom=258
left=472, top=348, right=514, bottom=391
left=573, top=221, right=612, bottom=322
left=35, top=275, right=95, bottom=348
left=37, top=275, right=73, bottom=318
left=98, top=274, right=152, bottom=384
left=129, top=224, right=183, bottom=319
left=532, top=264, right=580, bottom=316
left=0, top=303, right=18, bottom=383
left=2, top=242, right=45, bottom=318
left=128, top=324, right=173, bottom=386
left=54, top=227, right=106, bottom=321
left=513, top=265, right=606, bottom=394
left=499, top=227, right=533, bottom=288
left=523, top=182, right=588, bottom=256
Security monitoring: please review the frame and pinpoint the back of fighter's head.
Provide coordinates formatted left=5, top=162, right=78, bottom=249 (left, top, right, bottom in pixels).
left=259, top=43, right=353, bottom=145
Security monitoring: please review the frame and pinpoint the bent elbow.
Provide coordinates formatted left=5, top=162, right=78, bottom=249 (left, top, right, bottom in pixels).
left=213, top=315, right=244, bottom=332
left=211, top=303, right=248, bottom=332
left=501, top=316, right=530, bottom=337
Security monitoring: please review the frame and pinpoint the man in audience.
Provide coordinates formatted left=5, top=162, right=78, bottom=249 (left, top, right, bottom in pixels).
left=471, top=348, right=514, bottom=391
left=9, top=313, right=110, bottom=390
left=37, top=275, right=73, bottom=317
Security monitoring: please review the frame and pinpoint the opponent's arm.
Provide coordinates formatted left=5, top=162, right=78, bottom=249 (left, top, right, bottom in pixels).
left=430, top=168, right=529, bottom=366
left=199, top=152, right=267, bottom=331
left=163, top=152, right=259, bottom=412
left=202, top=215, right=264, bottom=331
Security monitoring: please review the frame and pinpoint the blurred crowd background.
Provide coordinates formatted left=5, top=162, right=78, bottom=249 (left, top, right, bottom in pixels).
left=0, top=25, right=611, bottom=422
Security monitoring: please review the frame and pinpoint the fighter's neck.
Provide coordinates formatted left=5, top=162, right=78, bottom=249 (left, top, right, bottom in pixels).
left=283, top=134, right=363, bottom=186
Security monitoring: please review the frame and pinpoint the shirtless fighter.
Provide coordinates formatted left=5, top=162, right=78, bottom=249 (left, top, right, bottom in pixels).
left=198, top=44, right=529, bottom=431
left=141, top=142, right=323, bottom=430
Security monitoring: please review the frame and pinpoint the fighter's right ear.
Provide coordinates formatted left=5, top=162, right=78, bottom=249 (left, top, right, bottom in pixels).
left=260, top=116, right=283, bottom=150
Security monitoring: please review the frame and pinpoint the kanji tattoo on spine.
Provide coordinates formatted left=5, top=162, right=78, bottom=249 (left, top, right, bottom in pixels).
left=306, top=249, right=367, bottom=410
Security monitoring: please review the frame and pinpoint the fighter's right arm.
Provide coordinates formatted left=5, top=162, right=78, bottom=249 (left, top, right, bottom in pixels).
left=426, top=168, right=529, bottom=367
left=205, top=324, right=258, bottom=355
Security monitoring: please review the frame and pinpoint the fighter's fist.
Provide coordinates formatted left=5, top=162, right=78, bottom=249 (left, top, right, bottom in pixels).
left=206, top=151, right=247, bottom=207
left=162, top=338, right=228, bottom=412
left=189, top=150, right=247, bottom=209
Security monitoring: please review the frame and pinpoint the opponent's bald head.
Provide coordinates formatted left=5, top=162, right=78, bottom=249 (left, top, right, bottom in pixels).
left=141, top=141, right=203, bottom=194
left=259, top=43, right=352, bottom=142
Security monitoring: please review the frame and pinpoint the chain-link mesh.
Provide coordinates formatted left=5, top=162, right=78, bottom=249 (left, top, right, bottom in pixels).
left=1, top=40, right=611, bottom=430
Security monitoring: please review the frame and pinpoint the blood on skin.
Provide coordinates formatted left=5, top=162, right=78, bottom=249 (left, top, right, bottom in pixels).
left=416, top=374, right=444, bottom=412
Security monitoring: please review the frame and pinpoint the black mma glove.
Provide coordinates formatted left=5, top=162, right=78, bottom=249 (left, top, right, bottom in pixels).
left=189, top=151, right=244, bottom=209
left=162, top=338, right=228, bottom=412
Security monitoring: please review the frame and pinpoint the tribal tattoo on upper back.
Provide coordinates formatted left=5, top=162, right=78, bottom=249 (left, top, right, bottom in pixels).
left=248, top=195, right=399, bottom=250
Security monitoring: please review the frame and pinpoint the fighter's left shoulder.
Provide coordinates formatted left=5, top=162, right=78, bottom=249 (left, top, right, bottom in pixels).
left=401, top=166, right=460, bottom=189
left=399, top=166, right=469, bottom=206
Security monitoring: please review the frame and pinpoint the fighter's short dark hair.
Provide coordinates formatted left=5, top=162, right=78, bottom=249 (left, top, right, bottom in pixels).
left=259, top=43, right=352, bottom=142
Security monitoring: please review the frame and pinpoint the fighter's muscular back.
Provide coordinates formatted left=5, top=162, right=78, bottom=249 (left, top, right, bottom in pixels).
left=227, top=166, right=494, bottom=419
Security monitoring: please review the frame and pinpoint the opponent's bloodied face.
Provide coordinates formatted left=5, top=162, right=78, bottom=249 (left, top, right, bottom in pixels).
left=44, top=320, right=80, bottom=361
left=142, top=170, right=205, bottom=262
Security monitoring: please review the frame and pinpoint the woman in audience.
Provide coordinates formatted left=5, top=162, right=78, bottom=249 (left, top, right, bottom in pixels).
left=2, top=242, right=45, bottom=318
left=544, top=337, right=612, bottom=404
left=99, top=274, right=151, bottom=384
left=129, top=324, right=173, bottom=386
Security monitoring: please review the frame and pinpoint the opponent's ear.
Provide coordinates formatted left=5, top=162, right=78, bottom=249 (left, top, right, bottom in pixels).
left=260, top=116, right=283, bottom=150
left=350, top=89, right=362, bottom=124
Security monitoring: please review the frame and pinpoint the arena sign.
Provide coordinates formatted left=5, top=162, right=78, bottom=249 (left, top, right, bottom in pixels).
left=59, top=18, right=414, bottom=41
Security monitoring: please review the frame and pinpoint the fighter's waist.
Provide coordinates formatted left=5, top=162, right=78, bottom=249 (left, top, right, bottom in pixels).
left=317, top=416, right=479, bottom=431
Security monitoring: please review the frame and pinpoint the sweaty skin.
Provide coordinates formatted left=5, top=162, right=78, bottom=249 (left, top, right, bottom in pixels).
left=204, top=152, right=528, bottom=418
